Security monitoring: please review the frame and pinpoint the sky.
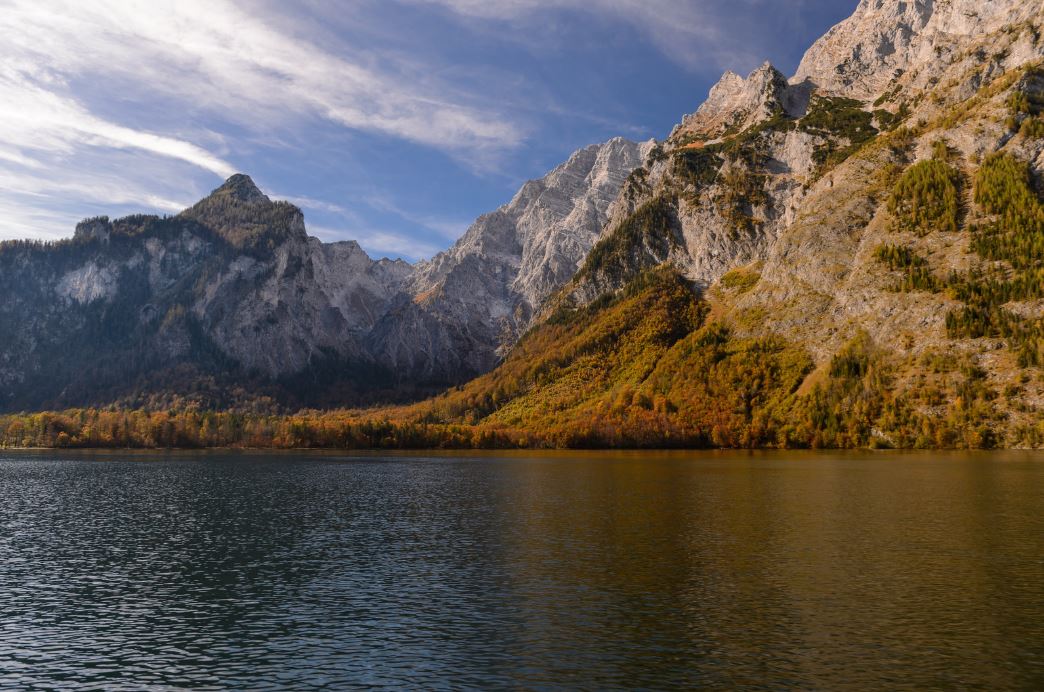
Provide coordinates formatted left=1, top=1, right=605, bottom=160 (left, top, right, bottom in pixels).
left=0, top=0, right=855, bottom=261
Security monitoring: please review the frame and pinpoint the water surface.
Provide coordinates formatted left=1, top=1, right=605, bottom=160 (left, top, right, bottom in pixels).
left=0, top=450, right=1041, bottom=689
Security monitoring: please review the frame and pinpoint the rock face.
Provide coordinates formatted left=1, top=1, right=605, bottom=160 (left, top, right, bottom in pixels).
left=371, top=137, right=654, bottom=380
left=795, top=0, right=1043, bottom=98
left=0, top=176, right=416, bottom=409
left=559, top=0, right=1043, bottom=307
left=0, top=137, right=649, bottom=410
left=672, top=63, right=809, bottom=142
left=538, top=0, right=1044, bottom=444
left=558, top=61, right=822, bottom=308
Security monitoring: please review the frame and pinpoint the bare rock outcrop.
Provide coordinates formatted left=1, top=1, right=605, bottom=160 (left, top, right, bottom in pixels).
left=795, top=0, right=1044, bottom=99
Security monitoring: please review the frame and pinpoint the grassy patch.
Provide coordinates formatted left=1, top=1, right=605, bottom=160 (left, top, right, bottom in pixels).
left=945, top=153, right=1044, bottom=367
left=719, top=266, right=762, bottom=294
left=799, top=96, right=879, bottom=172
left=873, top=244, right=943, bottom=292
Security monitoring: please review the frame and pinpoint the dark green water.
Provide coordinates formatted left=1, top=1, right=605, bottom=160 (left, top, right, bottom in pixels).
left=0, top=450, right=1041, bottom=690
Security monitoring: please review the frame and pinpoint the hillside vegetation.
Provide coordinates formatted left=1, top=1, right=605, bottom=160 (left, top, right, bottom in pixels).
left=2, top=5, right=1043, bottom=450
left=5, top=263, right=1036, bottom=449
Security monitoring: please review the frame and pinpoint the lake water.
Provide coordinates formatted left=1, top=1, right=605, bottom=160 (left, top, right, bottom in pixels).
left=0, top=450, right=1041, bottom=690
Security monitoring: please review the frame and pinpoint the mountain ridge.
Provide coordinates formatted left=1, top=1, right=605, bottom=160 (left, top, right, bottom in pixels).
left=2, top=0, right=1044, bottom=449
left=373, top=0, right=1044, bottom=449
left=0, top=137, right=649, bottom=411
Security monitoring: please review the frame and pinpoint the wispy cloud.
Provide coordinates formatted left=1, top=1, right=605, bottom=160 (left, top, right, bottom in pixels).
left=0, top=0, right=836, bottom=247
left=0, top=198, right=83, bottom=242
left=282, top=196, right=354, bottom=217
left=295, top=191, right=463, bottom=259
left=309, top=225, right=440, bottom=262
left=0, top=0, right=524, bottom=156
left=363, top=195, right=471, bottom=241
left=0, top=65, right=236, bottom=178
left=0, top=154, right=198, bottom=241
left=405, top=0, right=767, bottom=72
left=0, top=0, right=532, bottom=242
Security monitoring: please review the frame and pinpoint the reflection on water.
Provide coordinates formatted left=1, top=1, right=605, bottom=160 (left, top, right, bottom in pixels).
left=0, top=450, right=1041, bottom=689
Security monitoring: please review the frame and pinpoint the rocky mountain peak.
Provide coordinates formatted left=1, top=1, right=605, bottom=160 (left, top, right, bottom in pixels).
left=180, top=174, right=304, bottom=251
left=212, top=173, right=270, bottom=204
left=412, top=137, right=653, bottom=307
left=671, top=61, right=798, bottom=142
left=368, top=136, right=652, bottom=381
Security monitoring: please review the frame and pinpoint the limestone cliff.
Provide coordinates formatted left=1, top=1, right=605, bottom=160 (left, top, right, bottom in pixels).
left=370, top=137, right=653, bottom=380
left=0, top=137, right=649, bottom=409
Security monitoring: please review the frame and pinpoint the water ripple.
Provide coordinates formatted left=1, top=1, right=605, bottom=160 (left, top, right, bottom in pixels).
left=0, top=451, right=1042, bottom=689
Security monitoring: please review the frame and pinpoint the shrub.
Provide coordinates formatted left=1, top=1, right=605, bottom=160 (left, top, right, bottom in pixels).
left=800, top=96, right=879, bottom=171
left=719, top=267, right=761, bottom=294
left=972, top=153, right=1044, bottom=268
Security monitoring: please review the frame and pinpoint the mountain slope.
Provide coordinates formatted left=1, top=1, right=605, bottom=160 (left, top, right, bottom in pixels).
left=369, top=137, right=653, bottom=381
left=375, top=0, right=1044, bottom=448
left=794, top=0, right=1044, bottom=99
left=3, top=0, right=1043, bottom=449
left=0, top=176, right=413, bottom=410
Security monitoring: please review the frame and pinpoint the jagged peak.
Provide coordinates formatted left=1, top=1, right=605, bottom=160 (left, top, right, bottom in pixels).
left=672, top=61, right=791, bottom=142
left=180, top=173, right=305, bottom=251
left=325, top=238, right=371, bottom=258
left=505, top=136, right=645, bottom=210
left=407, top=135, right=649, bottom=318
left=750, top=61, right=786, bottom=80
left=208, top=174, right=270, bottom=204
left=705, top=62, right=785, bottom=98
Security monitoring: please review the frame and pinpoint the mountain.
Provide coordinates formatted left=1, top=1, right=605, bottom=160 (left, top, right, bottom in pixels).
left=3, top=0, right=1044, bottom=449
left=0, top=142, right=648, bottom=411
left=0, top=175, right=411, bottom=410
left=794, top=0, right=1044, bottom=98
left=381, top=0, right=1044, bottom=449
left=371, top=137, right=653, bottom=380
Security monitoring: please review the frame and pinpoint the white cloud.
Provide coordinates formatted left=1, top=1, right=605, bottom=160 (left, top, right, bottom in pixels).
left=282, top=196, right=353, bottom=217
left=0, top=0, right=523, bottom=156
left=406, top=0, right=766, bottom=71
left=285, top=190, right=463, bottom=259
left=0, top=198, right=82, bottom=242
left=0, top=145, right=211, bottom=241
left=0, top=0, right=531, bottom=242
left=363, top=194, right=470, bottom=241
left=0, top=67, right=236, bottom=178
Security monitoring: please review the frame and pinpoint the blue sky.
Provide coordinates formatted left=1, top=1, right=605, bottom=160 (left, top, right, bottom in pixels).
left=0, top=0, right=854, bottom=260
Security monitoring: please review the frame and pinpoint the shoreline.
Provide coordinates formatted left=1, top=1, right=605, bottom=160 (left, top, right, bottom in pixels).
left=3, top=445, right=1042, bottom=453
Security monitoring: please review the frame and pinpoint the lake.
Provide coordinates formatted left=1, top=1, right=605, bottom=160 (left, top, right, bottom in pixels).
left=0, top=450, right=1041, bottom=689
